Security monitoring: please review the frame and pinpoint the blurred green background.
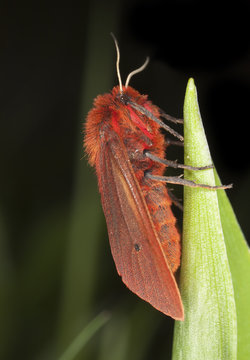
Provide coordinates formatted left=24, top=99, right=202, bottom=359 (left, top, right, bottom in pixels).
left=1, top=1, right=250, bottom=359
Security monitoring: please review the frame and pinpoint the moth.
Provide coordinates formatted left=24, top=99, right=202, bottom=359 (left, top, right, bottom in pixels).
left=84, top=35, right=231, bottom=320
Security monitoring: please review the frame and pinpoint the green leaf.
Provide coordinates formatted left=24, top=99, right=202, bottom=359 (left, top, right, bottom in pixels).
left=214, top=170, right=250, bottom=359
left=172, top=78, right=237, bottom=360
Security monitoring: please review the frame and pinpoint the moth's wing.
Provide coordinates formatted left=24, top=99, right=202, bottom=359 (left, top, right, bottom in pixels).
left=96, top=129, right=184, bottom=320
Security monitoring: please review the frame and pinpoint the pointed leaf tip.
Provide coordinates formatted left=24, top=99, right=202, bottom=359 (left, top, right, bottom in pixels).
left=186, top=77, right=195, bottom=90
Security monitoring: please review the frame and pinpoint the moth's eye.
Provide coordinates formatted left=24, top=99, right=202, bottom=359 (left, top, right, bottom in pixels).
left=119, top=93, right=129, bottom=105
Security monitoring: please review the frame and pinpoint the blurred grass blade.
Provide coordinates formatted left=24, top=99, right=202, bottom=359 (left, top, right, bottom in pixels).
left=173, top=78, right=237, bottom=360
left=98, top=303, right=161, bottom=360
left=214, top=170, right=250, bottom=359
left=98, top=310, right=130, bottom=360
left=59, top=311, right=110, bottom=360
left=57, top=0, right=121, bottom=352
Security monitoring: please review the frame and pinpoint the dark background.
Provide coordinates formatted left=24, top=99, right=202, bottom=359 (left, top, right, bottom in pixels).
left=1, top=1, right=250, bottom=359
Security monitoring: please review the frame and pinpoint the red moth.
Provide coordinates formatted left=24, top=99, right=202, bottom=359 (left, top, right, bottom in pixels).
left=84, top=36, right=230, bottom=320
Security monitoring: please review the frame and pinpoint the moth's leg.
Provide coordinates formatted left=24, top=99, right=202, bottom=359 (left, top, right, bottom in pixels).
left=145, top=173, right=232, bottom=190
left=158, top=109, right=183, bottom=124
left=165, top=138, right=184, bottom=147
left=167, top=188, right=183, bottom=211
left=145, top=151, right=213, bottom=171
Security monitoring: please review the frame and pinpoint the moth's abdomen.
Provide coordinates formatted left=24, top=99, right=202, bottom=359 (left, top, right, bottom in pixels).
left=144, top=183, right=181, bottom=273
left=125, top=139, right=181, bottom=273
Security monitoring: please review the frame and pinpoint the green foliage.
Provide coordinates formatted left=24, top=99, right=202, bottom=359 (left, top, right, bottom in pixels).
left=215, top=171, right=250, bottom=359
left=173, top=79, right=238, bottom=360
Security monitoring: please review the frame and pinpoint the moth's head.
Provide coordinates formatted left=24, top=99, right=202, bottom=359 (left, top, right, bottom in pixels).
left=112, top=85, right=142, bottom=106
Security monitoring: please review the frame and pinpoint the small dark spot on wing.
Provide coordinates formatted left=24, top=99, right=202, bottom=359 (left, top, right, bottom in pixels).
left=134, top=243, right=141, bottom=252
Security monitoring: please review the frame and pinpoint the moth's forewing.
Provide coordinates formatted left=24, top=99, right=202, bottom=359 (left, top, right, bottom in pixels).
left=96, top=128, right=184, bottom=320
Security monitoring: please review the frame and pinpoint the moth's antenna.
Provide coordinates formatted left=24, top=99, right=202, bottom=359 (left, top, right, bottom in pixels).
left=125, top=57, right=150, bottom=88
left=110, top=33, right=123, bottom=92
